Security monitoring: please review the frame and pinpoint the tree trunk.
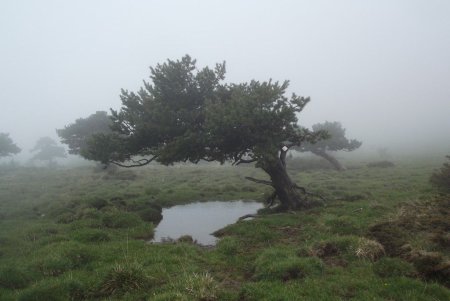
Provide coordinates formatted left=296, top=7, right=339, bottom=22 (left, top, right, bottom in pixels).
left=263, top=157, right=308, bottom=210
left=312, top=150, right=345, bottom=171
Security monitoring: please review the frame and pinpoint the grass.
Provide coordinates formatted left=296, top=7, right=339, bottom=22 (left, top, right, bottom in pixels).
left=0, top=156, right=449, bottom=300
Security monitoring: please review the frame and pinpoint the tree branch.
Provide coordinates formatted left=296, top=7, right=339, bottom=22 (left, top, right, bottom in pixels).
left=245, top=177, right=273, bottom=186
left=234, top=158, right=257, bottom=165
left=110, top=156, right=158, bottom=168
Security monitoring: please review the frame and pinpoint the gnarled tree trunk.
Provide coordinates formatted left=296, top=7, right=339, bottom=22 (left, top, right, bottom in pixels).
left=312, top=150, right=345, bottom=171
left=263, top=159, right=303, bottom=210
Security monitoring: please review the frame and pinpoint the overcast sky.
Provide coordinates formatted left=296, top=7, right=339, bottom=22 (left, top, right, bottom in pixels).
left=1, top=0, right=449, bottom=158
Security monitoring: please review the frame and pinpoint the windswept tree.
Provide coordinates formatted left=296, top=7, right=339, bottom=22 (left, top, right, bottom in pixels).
left=57, top=111, right=112, bottom=156
left=73, top=56, right=326, bottom=210
left=31, top=137, right=66, bottom=166
left=296, top=121, right=362, bottom=171
left=0, top=133, right=21, bottom=157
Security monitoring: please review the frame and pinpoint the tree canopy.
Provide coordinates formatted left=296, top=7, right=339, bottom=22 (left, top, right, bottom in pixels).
left=57, top=111, right=112, bottom=156
left=0, top=133, right=21, bottom=157
left=31, top=137, right=66, bottom=164
left=72, top=55, right=325, bottom=209
left=297, top=121, right=362, bottom=170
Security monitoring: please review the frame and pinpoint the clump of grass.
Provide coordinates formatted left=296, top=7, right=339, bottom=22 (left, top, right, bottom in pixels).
left=372, top=257, right=415, bottom=278
left=98, top=262, right=152, bottom=296
left=324, top=215, right=362, bottom=235
left=86, top=197, right=109, bottom=209
left=254, top=248, right=324, bottom=281
left=355, top=238, right=385, bottom=261
left=216, top=236, right=240, bottom=256
left=182, top=272, right=219, bottom=301
left=32, top=242, right=96, bottom=276
left=408, top=250, right=450, bottom=285
left=73, top=229, right=111, bottom=243
left=17, top=277, right=87, bottom=301
left=145, top=186, right=161, bottom=196
left=102, top=211, right=142, bottom=228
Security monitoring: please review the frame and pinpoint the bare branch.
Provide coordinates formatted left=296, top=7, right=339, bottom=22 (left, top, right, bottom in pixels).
left=110, top=156, right=158, bottom=168
left=234, top=158, right=257, bottom=166
left=245, top=177, right=273, bottom=186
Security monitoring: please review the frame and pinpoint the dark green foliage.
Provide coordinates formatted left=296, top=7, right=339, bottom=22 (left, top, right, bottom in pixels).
left=430, top=155, right=450, bottom=193
left=373, top=257, right=415, bottom=278
left=138, top=207, right=163, bottom=224
left=79, top=56, right=319, bottom=166
left=57, top=111, right=112, bottom=155
left=0, top=133, right=21, bottom=157
left=30, top=137, right=66, bottom=164
left=66, top=55, right=327, bottom=209
left=300, top=121, right=362, bottom=153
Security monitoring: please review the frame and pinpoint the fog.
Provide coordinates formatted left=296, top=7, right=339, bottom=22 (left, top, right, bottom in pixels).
left=1, top=0, right=449, bottom=161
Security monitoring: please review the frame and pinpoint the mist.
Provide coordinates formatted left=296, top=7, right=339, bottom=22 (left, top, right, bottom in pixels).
left=1, top=0, right=449, bottom=161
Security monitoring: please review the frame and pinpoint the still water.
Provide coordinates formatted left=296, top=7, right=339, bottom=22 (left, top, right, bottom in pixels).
left=153, top=200, right=263, bottom=245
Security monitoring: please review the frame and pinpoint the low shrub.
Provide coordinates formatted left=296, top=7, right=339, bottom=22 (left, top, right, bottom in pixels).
left=102, top=212, right=142, bottom=228
left=138, top=207, right=163, bottom=224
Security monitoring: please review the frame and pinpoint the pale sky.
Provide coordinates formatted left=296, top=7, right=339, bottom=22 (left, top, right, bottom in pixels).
left=1, top=0, right=449, bottom=158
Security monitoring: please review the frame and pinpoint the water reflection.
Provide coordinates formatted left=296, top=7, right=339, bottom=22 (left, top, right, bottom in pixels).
left=153, top=200, right=263, bottom=245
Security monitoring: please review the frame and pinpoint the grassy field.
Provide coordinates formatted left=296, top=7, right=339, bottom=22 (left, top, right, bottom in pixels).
left=0, top=156, right=449, bottom=300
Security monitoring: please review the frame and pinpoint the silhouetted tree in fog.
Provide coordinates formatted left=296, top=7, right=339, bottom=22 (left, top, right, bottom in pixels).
left=296, top=121, right=361, bottom=171
left=0, top=133, right=21, bottom=157
left=65, top=55, right=327, bottom=210
left=31, top=137, right=66, bottom=167
left=57, top=111, right=112, bottom=156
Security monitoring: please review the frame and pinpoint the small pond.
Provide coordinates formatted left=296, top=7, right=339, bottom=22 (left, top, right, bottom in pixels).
left=152, top=200, right=263, bottom=245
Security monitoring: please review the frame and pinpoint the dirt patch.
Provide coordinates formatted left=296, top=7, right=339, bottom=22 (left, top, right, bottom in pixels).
left=366, top=197, right=450, bottom=287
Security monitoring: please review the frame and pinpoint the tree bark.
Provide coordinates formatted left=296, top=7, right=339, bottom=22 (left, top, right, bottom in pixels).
left=262, top=157, right=309, bottom=210
left=312, top=150, right=345, bottom=171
